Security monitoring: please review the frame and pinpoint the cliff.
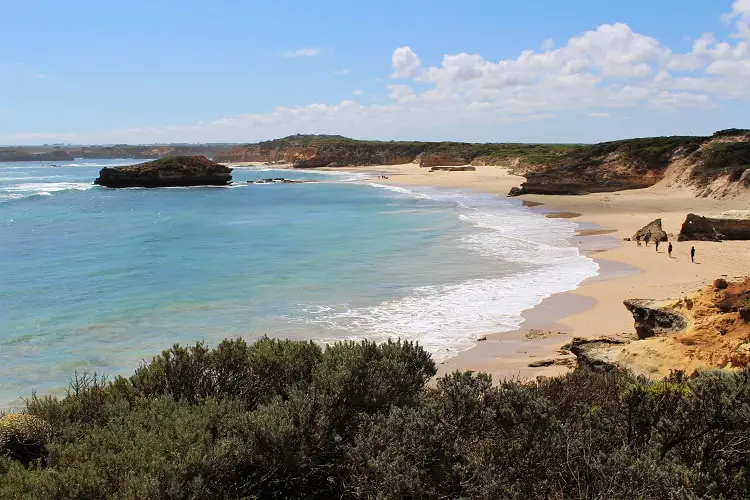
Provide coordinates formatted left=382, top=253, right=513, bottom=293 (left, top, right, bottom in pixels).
left=0, top=150, right=74, bottom=162
left=6, top=130, right=748, bottom=197
left=511, top=129, right=750, bottom=196
left=0, top=145, right=235, bottom=162
left=94, top=156, right=232, bottom=188
left=211, top=134, right=576, bottom=169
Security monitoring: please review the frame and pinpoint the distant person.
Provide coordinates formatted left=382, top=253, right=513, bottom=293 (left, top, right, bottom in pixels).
left=636, top=235, right=642, bottom=247
left=655, top=239, right=660, bottom=252
left=668, top=242, right=673, bottom=258
left=644, top=233, right=650, bottom=246
left=690, top=246, right=696, bottom=263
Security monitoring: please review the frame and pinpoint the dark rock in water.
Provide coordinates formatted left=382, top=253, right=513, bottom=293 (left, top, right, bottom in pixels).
left=249, top=178, right=305, bottom=184
left=94, top=156, right=232, bottom=188
left=623, top=299, right=687, bottom=339
left=677, top=213, right=750, bottom=241
left=507, top=187, right=523, bottom=197
left=633, top=218, right=668, bottom=242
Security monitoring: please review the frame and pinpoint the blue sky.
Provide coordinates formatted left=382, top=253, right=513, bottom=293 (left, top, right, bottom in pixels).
left=2, top=0, right=749, bottom=145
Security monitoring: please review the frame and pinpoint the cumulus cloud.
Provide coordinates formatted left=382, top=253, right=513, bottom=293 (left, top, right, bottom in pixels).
left=391, top=46, right=421, bottom=78
left=282, top=47, right=321, bottom=58
left=541, top=38, right=555, bottom=50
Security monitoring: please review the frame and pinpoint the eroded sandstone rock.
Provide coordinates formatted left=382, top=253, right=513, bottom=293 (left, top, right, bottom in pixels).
left=632, top=218, right=668, bottom=242
left=623, top=299, right=688, bottom=339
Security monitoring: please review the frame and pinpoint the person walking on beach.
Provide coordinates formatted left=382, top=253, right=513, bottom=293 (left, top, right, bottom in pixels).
left=690, top=246, right=696, bottom=263
left=655, top=239, right=660, bottom=252
left=636, top=235, right=642, bottom=247
left=668, top=242, right=673, bottom=258
left=644, top=233, right=650, bottom=246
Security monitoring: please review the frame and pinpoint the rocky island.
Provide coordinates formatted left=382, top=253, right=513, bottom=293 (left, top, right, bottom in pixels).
left=93, top=156, right=232, bottom=188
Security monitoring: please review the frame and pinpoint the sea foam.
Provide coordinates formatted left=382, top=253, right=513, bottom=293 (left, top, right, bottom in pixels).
left=292, top=183, right=599, bottom=361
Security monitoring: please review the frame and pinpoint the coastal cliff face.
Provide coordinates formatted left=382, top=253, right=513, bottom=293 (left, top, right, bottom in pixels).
left=0, top=150, right=74, bottom=162
left=211, top=134, right=575, bottom=169
left=510, top=129, right=750, bottom=197
left=214, top=131, right=749, bottom=198
left=94, top=156, right=232, bottom=188
left=678, top=213, right=750, bottom=241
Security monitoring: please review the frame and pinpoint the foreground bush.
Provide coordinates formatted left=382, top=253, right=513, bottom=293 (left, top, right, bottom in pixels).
left=2, top=337, right=750, bottom=498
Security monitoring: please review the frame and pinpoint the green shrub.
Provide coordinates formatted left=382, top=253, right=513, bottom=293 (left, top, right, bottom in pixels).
left=3, top=338, right=750, bottom=498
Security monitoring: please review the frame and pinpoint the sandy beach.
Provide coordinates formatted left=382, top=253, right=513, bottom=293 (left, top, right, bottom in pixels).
left=342, top=163, right=750, bottom=379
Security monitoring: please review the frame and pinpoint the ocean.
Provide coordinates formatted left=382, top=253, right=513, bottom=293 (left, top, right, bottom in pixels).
left=0, top=160, right=599, bottom=408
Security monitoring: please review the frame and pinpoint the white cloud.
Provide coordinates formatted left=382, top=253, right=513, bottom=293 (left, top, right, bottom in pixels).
left=391, top=46, right=421, bottom=78
left=10, top=2, right=750, bottom=144
left=282, top=47, right=321, bottom=58
left=335, top=68, right=351, bottom=75
left=541, top=38, right=555, bottom=50
left=387, top=84, right=415, bottom=102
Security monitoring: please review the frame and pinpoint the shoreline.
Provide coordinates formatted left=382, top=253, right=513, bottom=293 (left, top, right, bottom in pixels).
left=329, top=162, right=750, bottom=379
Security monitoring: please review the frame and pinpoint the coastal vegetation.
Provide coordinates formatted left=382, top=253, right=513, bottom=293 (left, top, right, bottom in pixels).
left=2, top=337, right=750, bottom=498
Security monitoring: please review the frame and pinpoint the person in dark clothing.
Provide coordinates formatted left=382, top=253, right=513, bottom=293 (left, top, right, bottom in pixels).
left=655, top=239, right=660, bottom=252
left=690, top=246, right=696, bottom=263
left=644, top=233, right=650, bottom=246
left=668, top=242, right=673, bottom=258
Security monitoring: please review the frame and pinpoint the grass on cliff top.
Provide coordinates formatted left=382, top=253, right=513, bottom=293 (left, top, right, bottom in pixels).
left=3, top=337, right=750, bottom=498
left=123, top=155, right=222, bottom=169
left=247, top=134, right=581, bottom=165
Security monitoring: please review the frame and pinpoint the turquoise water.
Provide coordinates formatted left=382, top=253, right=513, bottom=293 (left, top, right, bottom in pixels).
left=0, top=160, right=598, bottom=408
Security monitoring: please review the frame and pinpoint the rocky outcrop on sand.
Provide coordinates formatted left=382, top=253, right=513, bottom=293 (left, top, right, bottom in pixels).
left=418, top=153, right=469, bottom=168
left=428, top=166, right=476, bottom=172
left=564, top=336, right=631, bottom=371
left=677, top=213, right=750, bottom=241
left=567, top=278, right=750, bottom=377
left=94, top=156, right=232, bottom=188
left=624, top=299, right=688, bottom=339
left=632, top=218, right=669, bottom=242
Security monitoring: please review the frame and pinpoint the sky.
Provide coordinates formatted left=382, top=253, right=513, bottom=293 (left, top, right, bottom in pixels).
left=2, top=0, right=750, bottom=145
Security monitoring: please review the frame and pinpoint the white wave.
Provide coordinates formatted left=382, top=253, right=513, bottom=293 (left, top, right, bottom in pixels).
left=292, top=260, right=597, bottom=362
left=0, top=175, right=64, bottom=182
left=230, top=166, right=276, bottom=171
left=3, top=182, right=93, bottom=194
left=363, top=183, right=432, bottom=200
left=290, top=182, right=600, bottom=361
